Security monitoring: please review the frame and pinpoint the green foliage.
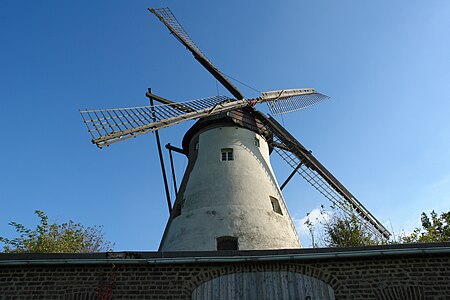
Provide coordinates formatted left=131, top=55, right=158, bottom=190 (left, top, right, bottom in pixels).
left=0, top=210, right=113, bottom=253
left=303, top=206, right=379, bottom=248
left=304, top=207, right=450, bottom=248
left=401, top=210, right=450, bottom=243
left=322, top=213, right=379, bottom=247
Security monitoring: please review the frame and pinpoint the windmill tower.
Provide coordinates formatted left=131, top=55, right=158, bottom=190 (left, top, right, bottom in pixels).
left=159, top=109, right=301, bottom=251
left=80, top=8, right=390, bottom=251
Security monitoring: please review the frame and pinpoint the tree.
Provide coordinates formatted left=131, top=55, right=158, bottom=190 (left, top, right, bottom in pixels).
left=322, top=212, right=379, bottom=247
left=401, top=210, right=450, bottom=243
left=303, top=206, right=379, bottom=248
left=0, top=210, right=114, bottom=253
left=304, top=217, right=317, bottom=248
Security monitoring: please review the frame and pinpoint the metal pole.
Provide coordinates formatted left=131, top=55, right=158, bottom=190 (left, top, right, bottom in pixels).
left=147, top=88, right=172, bottom=214
left=166, top=143, right=178, bottom=195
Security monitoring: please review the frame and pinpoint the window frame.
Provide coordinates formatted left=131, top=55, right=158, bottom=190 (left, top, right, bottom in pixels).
left=255, top=137, right=260, bottom=147
left=220, top=148, right=234, bottom=161
left=270, top=196, right=283, bottom=215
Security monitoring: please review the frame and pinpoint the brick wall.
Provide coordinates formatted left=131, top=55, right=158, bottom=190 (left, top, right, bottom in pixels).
left=0, top=243, right=449, bottom=299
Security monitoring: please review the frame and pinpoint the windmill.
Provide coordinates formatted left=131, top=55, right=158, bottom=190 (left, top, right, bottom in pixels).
left=80, top=8, right=390, bottom=251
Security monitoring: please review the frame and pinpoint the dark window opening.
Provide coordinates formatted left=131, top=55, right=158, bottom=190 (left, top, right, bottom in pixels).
left=216, top=236, right=238, bottom=250
left=255, top=137, right=260, bottom=147
left=270, top=196, right=283, bottom=215
left=221, top=148, right=234, bottom=161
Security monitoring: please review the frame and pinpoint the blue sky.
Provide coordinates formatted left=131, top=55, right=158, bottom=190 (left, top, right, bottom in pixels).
left=1, top=1, right=449, bottom=250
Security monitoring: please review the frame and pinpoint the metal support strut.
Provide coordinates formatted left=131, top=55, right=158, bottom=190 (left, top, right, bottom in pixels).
left=165, top=143, right=178, bottom=196
left=147, top=88, right=172, bottom=214
left=280, top=162, right=302, bottom=191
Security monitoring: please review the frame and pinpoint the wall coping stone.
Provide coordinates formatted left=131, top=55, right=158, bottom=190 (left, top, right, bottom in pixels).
left=0, top=242, right=449, bottom=266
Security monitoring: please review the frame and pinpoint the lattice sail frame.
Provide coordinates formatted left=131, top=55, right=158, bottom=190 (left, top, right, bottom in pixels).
left=79, top=6, right=389, bottom=240
left=261, top=89, right=329, bottom=116
left=150, top=7, right=244, bottom=100
left=273, top=145, right=389, bottom=239
left=80, top=89, right=324, bottom=148
left=251, top=111, right=391, bottom=240
left=262, top=89, right=329, bottom=116
left=150, top=8, right=213, bottom=73
left=80, top=95, right=234, bottom=147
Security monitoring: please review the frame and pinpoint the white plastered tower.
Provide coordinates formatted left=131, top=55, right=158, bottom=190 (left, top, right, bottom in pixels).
left=159, top=111, right=300, bottom=251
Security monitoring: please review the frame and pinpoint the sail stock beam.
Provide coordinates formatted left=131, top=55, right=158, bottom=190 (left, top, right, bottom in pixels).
left=252, top=111, right=391, bottom=240
left=80, top=96, right=246, bottom=148
left=259, top=88, right=329, bottom=116
left=149, top=7, right=245, bottom=100
left=145, top=91, right=195, bottom=113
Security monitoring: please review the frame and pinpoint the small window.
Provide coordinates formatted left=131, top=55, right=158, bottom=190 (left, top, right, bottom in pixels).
left=228, top=151, right=233, bottom=161
left=217, top=236, right=238, bottom=250
left=270, top=196, right=283, bottom=215
left=255, top=137, right=260, bottom=147
left=172, top=199, right=185, bottom=219
left=221, top=148, right=234, bottom=161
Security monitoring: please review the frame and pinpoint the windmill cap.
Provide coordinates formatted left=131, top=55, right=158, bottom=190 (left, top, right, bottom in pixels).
left=182, top=108, right=272, bottom=156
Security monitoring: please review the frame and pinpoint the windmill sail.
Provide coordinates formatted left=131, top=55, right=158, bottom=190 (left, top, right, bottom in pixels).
left=261, top=89, right=329, bottom=116
left=149, top=8, right=245, bottom=100
left=80, top=89, right=324, bottom=148
left=81, top=96, right=244, bottom=148
left=252, top=111, right=391, bottom=240
left=79, top=6, right=389, bottom=252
